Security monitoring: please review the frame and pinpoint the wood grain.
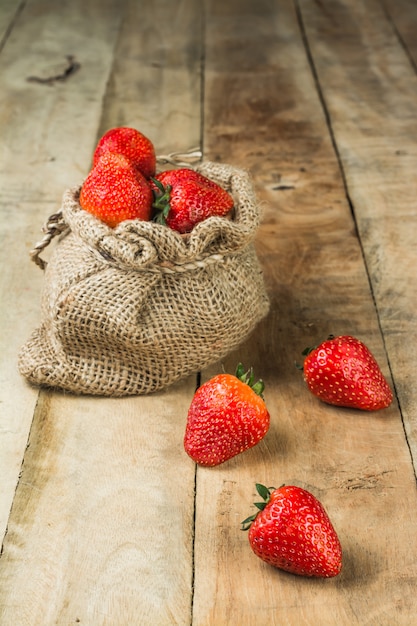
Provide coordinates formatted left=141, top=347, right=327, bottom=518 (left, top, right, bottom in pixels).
left=299, top=0, right=417, bottom=467
left=192, top=0, right=417, bottom=623
left=0, top=0, right=125, bottom=544
left=383, top=0, right=417, bottom=68
left=0, top=0, right=21, bottom=44
left=0, top=0, right=200, bottom=624
left=0, top=0, right=416, bottom=624
left=0, top=390, right=196, bottom=625
left=97, top=0, right=203, bottom=154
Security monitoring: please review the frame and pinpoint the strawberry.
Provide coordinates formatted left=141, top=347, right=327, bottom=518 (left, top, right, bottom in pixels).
left=184, top=364, right=270, bottom=466
left=79, top=153, right=153, bottom=228
left=151, top=168, right=234, bottom=233
left=242, top=484, right=342, bottom=578
left=302, top=334, right=393, bottom=411
left=93, top=126, right=156, bottom=179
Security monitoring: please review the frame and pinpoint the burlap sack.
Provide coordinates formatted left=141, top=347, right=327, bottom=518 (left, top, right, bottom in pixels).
left=18, top=161, right=270, bottom=396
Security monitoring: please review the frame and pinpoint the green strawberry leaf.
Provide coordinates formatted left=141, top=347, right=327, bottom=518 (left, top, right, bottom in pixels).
left=240, top=514, right=258, bottom=531
left=252, top=379, right=265, bottom=396
left=151, top=179, right=172, bottom=225
left=241, top=484, right=276, bottom=531
left=255, top=483, right=271, bottom=501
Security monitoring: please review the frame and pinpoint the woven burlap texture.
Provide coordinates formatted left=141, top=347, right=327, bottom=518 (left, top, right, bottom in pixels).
left=18, top=161, right=270, bottom=396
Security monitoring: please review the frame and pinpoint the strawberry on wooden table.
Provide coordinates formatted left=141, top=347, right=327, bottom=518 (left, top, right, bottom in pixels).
left=242, top=484, right=342, bottom=578
left=302, top=334, right=393, bottom=411
left=79, top=153, right=153, bottom=228
left=151, top=168, right=234, bottom=233
left=93, top=126, right=156, bottom=179
left=184, top=364, right=270, bottom=466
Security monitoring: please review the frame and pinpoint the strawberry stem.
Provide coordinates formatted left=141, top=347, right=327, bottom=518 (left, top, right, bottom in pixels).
left=241, top=483, right=276, bottom=531
left=235, top=363, right=265, bottom=398
left=151, top=178, right=172, bottom=225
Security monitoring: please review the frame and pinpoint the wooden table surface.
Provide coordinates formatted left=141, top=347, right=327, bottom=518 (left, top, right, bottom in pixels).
left=1, top=0, right=417, bottom=624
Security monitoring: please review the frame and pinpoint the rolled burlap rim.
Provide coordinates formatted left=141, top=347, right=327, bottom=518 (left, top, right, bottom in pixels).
left=30, top=158, right=261, bottom=274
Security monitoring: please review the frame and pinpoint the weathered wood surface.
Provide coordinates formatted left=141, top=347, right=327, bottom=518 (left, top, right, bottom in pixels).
left=0, top=0, right=416, bottom=624
left=0, top=0, right=126, bottom=543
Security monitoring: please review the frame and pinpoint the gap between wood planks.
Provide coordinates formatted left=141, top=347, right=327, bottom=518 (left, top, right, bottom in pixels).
left=0, top=389, right=50, bottom=559
left=0, top=0, right=27, bottom=55
left=381, top=0, right=417, bottom=74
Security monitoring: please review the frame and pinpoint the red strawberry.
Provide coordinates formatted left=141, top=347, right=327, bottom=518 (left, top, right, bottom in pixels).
left=93, top=126, right=156, bottom=179
left=302, top=334, right=393, bottom=411
left=184, top=364, right=270, bottom=466
left=79, top=153, right=153, bottom=228
left=242, top=484, right=342, bottom=578
left=151, top=168, right=234, bottom=233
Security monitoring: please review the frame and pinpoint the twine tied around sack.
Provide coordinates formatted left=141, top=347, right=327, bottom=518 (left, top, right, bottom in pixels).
left=30, top=211, right=69, bottom=270
left=94, top=245, right=226, bottom=274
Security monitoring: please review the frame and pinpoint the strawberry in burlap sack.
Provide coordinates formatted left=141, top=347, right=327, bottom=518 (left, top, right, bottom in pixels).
left=18, top=161, right=270, bottom=396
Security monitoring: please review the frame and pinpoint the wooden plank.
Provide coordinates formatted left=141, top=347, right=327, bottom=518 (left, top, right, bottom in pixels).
left=97, top=0, right=202, bottom=153
left=0, top=0, right=125, bottom=544
left=1, top=0, right=416, bottom=624
left=191, top=0, right=417, bottom=624
left=0, top=0, right=202, bottom=624
left=298, top=0, right=417, bottom=465
left=0, top=391, right=196, bottom=625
